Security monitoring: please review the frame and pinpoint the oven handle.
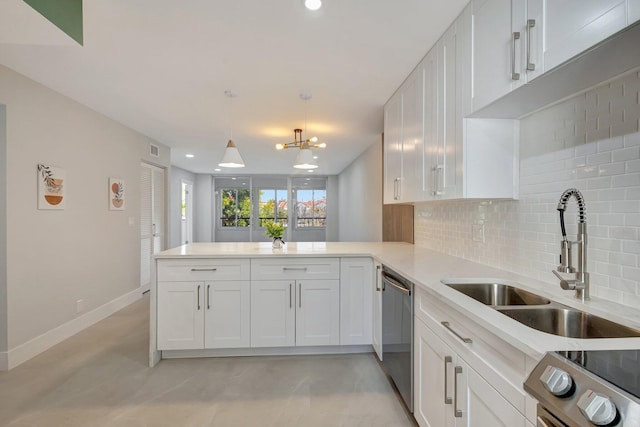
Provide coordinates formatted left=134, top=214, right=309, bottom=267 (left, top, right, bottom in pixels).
left=382, top=274, right=411, bottom=296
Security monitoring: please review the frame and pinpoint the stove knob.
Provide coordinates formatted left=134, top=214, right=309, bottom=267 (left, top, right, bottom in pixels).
left=540, top=365, right=574, bottom=396
left=577, top=389, right=618, bottom=426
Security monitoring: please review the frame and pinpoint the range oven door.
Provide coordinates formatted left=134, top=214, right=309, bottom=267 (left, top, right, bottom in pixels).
left=381, top=271, right=413, bottom=412
left=537, top=405, right=569, bottom=427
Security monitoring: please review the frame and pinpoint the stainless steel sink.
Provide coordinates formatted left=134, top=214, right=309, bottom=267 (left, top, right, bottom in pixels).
left=497, top=307, right=640, bottom=339
left=445, top=282, right=551, bottom=306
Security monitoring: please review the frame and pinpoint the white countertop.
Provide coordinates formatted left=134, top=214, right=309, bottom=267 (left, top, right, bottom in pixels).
left=156, top=242, right=640, bottom=358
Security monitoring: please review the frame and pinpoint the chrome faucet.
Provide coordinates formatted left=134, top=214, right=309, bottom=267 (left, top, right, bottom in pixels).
left=552, top=188, right=589, bottom=301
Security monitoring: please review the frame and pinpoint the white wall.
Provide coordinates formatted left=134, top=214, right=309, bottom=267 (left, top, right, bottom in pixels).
left=326, top=176, right=339, bottom=241
left=194, top=174, right=213, bottom=242
left=337, top=141, right=383, bottom=242
left=168, top=166, right=195, bottom=249
left=414, top=69, right=640, bottom=308
left=0, top=105, right=7, bottom=354
left=0, top=65, right=170, bottom=366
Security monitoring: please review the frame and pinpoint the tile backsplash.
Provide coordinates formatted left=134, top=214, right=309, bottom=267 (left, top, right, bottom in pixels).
left=414, top=132, right=640, bottom=308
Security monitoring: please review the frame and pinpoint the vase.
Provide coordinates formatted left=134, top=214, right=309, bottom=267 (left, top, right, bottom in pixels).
left=272, top=237, right=285, bottom=249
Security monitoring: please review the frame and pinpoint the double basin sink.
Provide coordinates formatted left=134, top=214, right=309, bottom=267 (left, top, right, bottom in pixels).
left=444, top=282, right=640, bottom=339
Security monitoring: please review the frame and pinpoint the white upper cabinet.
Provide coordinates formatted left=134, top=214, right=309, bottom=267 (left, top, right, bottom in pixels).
left=383, top=92, right=403, bottom=204
left=471, top=0, right=519, bottom=112
left=401, top=66, right=425, bottom=203
left=544, top=0, right=628, bottom=71
left=472, top=0, right=640, bottom=114
left=383, top=65, right=424, bottom=204
left=383, top=2, right=519, bottom=203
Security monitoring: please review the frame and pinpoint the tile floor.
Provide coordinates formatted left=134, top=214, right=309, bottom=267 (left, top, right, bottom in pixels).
left=0, top=294, right=416, bottom=427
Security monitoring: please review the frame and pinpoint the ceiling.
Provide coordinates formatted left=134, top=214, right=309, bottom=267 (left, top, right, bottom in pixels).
left=0, top=0, right=468, bottom=175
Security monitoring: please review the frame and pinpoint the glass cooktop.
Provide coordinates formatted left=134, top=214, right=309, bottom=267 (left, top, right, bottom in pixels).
left=558, top=350, right=640, bottom=400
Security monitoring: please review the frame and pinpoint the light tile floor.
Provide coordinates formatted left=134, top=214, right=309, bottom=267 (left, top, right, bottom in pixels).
left=0, top=294, right=416, bottom=427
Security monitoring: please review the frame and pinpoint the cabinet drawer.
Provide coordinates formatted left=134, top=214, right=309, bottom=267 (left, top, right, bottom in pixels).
left=251, top=258, right=340, bottom=280
left=157, top=258, right=250, bottom=281
left=415, top=286, right=528, bottom=414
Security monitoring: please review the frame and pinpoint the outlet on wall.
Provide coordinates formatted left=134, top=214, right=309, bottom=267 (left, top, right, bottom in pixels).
left=76, top=299, right=85, bottom=313
left=472, top=223, right=485, bottom=243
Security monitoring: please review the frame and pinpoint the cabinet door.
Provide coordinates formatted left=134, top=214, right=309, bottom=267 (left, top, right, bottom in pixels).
left=437, top=22, right=461, bottom=199
left=414, top=318, right=454, bottom=427
left=372, top=263, right=383, bottom=360
left=204, top=281, right=250, bottom=348
left=250, top=281, right=295, bottom=347
left=296, top=280, right=340, bottom=346
left=383, top=92, right=403, bottom=204
left=544, top=0, right=627, bottom=71
left=472, top=0, right=516, bottom=111
left=401, top=65, right=425, bottom=202
left=631, top=0, right=640, bottom=24
left=466, top=363, right=528, bottom=426
left=157, top=282, right=204, bottom=350
left=340, top=258, right=373, bottom=345
left=422, top=48, right=438, bottom=200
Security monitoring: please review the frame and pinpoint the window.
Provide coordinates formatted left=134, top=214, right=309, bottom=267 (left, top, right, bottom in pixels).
left=220, top=188, right=251, bottom=227
left=258, top=189, right=288, bottom=227
left=295, top=188, right=326, bottom=228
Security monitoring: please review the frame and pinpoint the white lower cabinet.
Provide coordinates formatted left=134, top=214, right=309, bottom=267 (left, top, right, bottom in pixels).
left=340, top=258, right=373, bottom=345
left=250, top=280, right=296, bottom=347
left=204, top=281, right=250, bottom=348
left=157, top=281, right=205, bottom=350
left=414, top=318, right=528, bottom=427
left=251, top=279, right=340, bottom=347
left=157, top=280, right=250, bottom=350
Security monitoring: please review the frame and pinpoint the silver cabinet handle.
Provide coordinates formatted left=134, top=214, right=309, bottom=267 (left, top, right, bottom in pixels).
left=207, top=284, right=210, bottom=310
left=393, top=178, right=398, bottom=200
left=191, top=268, right=217, bottom=272
left=299, top=282, right=302, bottom=308
left=511, top=32, right=521, bottom=80
left=444, top=355, right=453, bottom=404
left=527, top=19, right=536, bottom=71
left=432, top=165, right=444, bottom=196
left=375, top=265, right=381, bottom=291
left=454, top=366, right=463, bottom=418
left=283, top=267, right=308, bottom=271
left=441, top=321, right=472, bottom=344
left=289, top=283, right=292, bottom=308
left=197, top=285, right=201, bottom=310
left=396, top=177, right=401, bottom=200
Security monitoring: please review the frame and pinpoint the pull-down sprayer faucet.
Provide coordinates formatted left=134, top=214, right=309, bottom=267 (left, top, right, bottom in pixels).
left=553, top=188, right=590, bottom=302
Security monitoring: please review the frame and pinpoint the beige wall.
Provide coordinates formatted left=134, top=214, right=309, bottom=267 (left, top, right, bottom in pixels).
left=0, top=105, right=7, bottom=354
left=0, top=65, right=169, bottom=355
left=338, top=140, right=383, bottom=242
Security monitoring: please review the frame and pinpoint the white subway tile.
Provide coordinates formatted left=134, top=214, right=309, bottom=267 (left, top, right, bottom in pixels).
left=612, top=146, right=640, bottom=162
left=625, top=132, right=640, bottom=147
left=599, top=162, right=626, bottom=176
left=625, top=214, right=640, bottom=227
left=597, top=136, right=624, bottom=152
left=610, top=251, right=637, bottom=266
left=612, top=173, right=640, bottom=187
left=574, top=142, right=597, bottom=157
left=587, top=152, right=612, bottom=166
left=587, top=177, right=612, bottom=189
left=609, top=227, right=638, bottom=240
left=612, top=200, right=640, bottom=212
left=623, top=266, right=640, bottom=281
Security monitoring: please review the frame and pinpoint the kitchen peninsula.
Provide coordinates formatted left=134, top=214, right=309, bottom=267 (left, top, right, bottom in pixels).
left=150, top=242, right=640, bottom=425
left=150, top=241, right=640, bottom=363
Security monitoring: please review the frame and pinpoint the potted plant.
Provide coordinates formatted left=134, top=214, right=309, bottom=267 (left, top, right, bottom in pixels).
left=265, top=221, right=286, bottom=249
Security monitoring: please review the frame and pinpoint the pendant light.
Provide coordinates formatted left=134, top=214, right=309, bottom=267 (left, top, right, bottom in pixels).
left=294, top=140, right=318, bottom=169
left=219, top=90, right=245, bottom=168
left=293, top=93, right=319, bottom=169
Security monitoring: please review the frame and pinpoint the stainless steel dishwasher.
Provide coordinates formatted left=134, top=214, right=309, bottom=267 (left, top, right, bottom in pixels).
left=381, top=266, right=414, bottom=412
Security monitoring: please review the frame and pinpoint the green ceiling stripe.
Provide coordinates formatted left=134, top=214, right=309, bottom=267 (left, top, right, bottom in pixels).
left=23, top=0, right=83, bottom=45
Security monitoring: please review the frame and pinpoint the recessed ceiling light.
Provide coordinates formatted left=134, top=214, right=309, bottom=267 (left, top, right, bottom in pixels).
left=313, top=156, right=318, bottom=159
left=307, top=170, right=314, bottom=173
left=305, top=0, right=322, bottom=11
left=232, top=177, right=237, bottom=180
left=185, top=154, right=194, bottom=158
left=214, top=168, right=221, bottom=172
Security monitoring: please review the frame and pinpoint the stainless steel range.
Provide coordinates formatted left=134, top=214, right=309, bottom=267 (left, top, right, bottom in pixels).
left=524, top=350, right=640, bottom=426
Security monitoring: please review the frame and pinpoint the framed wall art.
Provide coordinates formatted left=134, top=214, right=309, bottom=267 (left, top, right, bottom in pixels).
left=37, top=163, right=65, bottom=210
left=109, top=177, right=125, bottom=210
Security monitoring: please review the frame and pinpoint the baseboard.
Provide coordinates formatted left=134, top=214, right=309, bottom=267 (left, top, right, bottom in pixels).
left=3, top=288, right=143, bottom=371
left=161, top=345, right=373, bottom=360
